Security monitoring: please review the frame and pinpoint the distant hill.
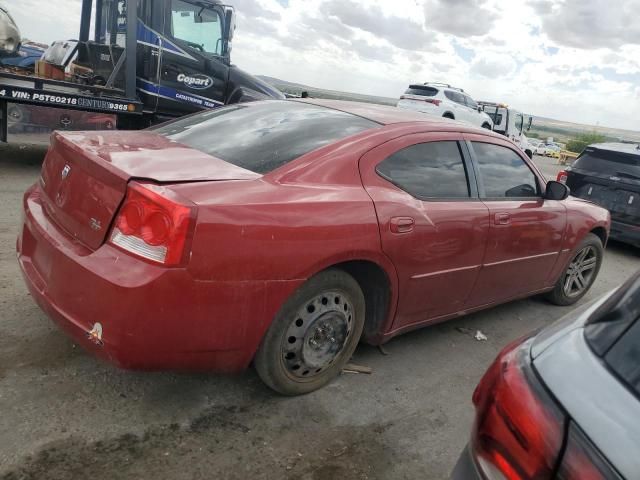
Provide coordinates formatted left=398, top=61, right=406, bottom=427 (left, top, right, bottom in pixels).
left=259, top=75, right=640, bottom=143
left=258, top=76, right=398, bottom=106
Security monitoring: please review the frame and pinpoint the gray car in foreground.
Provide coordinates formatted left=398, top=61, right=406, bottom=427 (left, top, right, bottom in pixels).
left=452, top=271, right=640, bottom=479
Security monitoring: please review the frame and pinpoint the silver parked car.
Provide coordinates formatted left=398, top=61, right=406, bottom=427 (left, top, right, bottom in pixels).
left=452, top=271, right=640, bottom=479
left=0, top=5, right=21, bottom=55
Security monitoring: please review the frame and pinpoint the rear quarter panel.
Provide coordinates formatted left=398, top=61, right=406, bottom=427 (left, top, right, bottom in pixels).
left=547, top=197, right=611, bottom=285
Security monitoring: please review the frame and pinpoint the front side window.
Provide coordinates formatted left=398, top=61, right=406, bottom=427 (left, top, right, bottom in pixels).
left=465, top=96, right=478, bottom=110
left=170, top=0, right=223, bottom=55
left=472, top=142, right=539, bottom=198
left=513, top=113, right=524, bottom=133
left=376, top=141, right=470, bottom=199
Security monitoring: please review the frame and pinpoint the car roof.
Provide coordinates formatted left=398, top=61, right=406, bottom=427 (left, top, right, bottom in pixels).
left=588, top=142, right=640, bottom=156
left=292, top=98, right=496, bottom=135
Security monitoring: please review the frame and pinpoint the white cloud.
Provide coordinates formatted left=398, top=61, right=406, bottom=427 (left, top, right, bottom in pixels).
left=2, top=0, right=639, bottom=130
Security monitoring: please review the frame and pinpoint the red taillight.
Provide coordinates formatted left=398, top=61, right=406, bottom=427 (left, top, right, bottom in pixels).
left=557, top=170, right=568, bottom=183
left=425, top=98, right=442, bottom=106
left=471, top=338, right=566, bottom=480
left=556, top=424, right=621, bottom=480
left=109, top=182, right=195, bottom=266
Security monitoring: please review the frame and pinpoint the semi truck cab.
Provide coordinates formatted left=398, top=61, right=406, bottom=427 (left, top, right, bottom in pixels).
left=88, top=0, right=284, bottom=120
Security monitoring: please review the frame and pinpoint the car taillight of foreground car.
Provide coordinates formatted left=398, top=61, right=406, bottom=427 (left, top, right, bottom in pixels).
left=109, top=182, right=196, bottom=266
left=464, top=338, right=620, bottom=480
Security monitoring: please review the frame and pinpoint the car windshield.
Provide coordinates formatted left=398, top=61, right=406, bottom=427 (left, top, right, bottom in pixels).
left=170, top=0, right=224, bottom=55
left=154, top=101, right=379, bottom=174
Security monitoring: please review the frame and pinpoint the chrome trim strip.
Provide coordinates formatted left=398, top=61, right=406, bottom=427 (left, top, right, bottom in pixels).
left=412, top=264, right=481, bottom=279
left=483, top=251, right=558, bottom=267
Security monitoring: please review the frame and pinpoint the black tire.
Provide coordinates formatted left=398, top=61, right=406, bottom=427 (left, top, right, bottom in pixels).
left=254, top=269, right=365, bottom=395
left=481, top=123, right=492, bottom=130
left=546, top=233, right=603, bottom=306
left=442, top=113, right=455, bottom=120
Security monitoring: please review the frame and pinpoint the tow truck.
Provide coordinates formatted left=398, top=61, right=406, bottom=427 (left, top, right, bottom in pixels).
left=0, top=0, right=284, bottom=142
left=478, top=101, right=534, bottom=158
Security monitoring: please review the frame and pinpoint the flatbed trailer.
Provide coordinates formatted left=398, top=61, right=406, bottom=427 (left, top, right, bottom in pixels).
left=0, top=70, right=144, bottom=142
left=0, top=0, right=141, bottom=143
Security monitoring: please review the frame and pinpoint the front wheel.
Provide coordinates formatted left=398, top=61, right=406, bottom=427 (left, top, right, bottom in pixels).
left=546, top=233, right=603, bottom=306
left=255, top=269, right=365, bottom=395
left=481, top=123, right=492, bottom=130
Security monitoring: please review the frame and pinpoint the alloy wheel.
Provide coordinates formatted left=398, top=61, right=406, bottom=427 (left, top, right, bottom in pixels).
left=281, top=289, right=354, bottom=379
left=563, top=246, right=598, bottom=298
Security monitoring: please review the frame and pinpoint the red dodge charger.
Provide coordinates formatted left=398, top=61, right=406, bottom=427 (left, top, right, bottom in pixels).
left=17, top=100, right=610, bottom=394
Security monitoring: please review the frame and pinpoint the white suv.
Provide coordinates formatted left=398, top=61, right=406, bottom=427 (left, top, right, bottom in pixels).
left=397, top=83, right=493, bottom=129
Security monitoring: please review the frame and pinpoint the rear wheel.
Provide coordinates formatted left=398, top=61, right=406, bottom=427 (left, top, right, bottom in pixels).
left=255, top=269, right=365, bottom=395
left=546, top=233, right=603, bottom=306
left=481, top=122, right=492, bottom=130
left=442, top=113, right=455, bottom=120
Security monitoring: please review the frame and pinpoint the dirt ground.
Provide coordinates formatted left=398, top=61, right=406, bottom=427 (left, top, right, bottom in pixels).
left=1, top=144, right=638, bottom=480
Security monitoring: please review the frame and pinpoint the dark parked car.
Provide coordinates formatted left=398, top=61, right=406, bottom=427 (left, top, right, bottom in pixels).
left=559, top=143, right=640, bottom=247
left=17, top=100, right=610, bottom=395
left=452, top=270, right=640, bottom=480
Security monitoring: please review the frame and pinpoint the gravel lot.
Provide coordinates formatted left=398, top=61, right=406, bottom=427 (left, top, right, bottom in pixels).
left=1, top=143, right=638, bottom=480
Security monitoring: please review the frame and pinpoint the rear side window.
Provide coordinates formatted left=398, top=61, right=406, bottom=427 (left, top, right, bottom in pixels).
left=376, top=141, right=470, bottom=199
left=404, top=86, right=438, bottom=97
left=472, top=142, right=540, bottom=198
left=574, top=149, right=640, bottom=178
left=154, top=101, right=378, bottom=174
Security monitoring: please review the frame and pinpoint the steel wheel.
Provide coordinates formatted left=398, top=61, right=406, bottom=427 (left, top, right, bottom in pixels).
left=281, top=289, right=354, bottom=379
left=255, top=269, right=365, bottom=395
left=562, top=245, right=598, bottom=298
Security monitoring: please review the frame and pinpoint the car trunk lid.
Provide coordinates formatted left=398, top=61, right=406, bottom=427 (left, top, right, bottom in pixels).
left=39, top=131, right=260, bottom=250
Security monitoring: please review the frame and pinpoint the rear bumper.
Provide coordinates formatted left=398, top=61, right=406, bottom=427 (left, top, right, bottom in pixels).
left=17, top=184, right=302, bottom=372
left=610, top=220, right=640, bottom=247
left=450, top=445, right=482, bottom=480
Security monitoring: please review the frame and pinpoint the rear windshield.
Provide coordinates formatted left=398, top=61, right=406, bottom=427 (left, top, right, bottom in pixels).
left=574, top=149, right=640, bottom=178
left=154, top=101, right=378, bottom=174
left=404, top=86, right=438, bottom=97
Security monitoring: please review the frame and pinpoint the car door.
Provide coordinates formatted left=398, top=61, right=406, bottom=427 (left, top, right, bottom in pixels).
left=464, top=135, right=567, bottom=307
left=359, top=133, right=490, bottom=331
left=157, top=0, right=229, bottom=116
left=443, top=91, right=464, bottom=120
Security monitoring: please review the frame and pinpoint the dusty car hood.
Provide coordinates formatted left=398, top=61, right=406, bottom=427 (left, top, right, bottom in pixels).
left=57, top=131, right=261, bottom=183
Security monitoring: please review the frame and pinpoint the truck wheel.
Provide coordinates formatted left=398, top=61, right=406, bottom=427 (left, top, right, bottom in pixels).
left=254, top=269, right=365, bottom=395
left=546, top=233, right=603, bottom=306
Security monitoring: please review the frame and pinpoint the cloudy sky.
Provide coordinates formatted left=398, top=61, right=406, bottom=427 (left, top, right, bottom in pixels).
left=6, top=0, right=640, bottom=130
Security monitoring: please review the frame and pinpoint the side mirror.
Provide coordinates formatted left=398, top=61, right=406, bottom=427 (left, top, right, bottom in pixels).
left=224, top=8, right=236, bottom=42
left=545, top=181, right=570, bottom=201
left=222, top=8, right=235, bottom=58
left=477, top=106, right=482, bottom=112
